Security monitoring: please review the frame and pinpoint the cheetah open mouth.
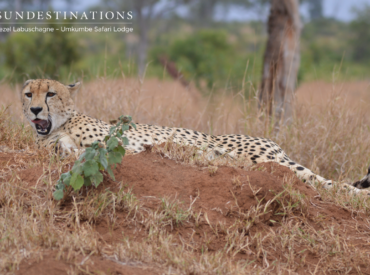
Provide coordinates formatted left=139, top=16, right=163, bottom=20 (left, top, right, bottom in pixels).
left=32, top=119, right=52, bottom=135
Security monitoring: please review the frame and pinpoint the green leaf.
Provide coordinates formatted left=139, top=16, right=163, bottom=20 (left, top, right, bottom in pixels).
left=121, top=124, right=130, bottom=132
left=91, top=141, right=100, bottom=149
left=53, top=189, right=64, bottom=200
left=114, top=145, right=126, bottom=157
left=107, top=137, right=119, bottom=151
left=130, top=122, right=137, bottom=130
left=72, top=161, right=83, bottom=175
left=60, top=172, right=70, bottom=180
left=63, top=175, right=71, bottom=186
left=78, top=151, right=86, bottom=161
left=108, top=151, right=122, bottom=165
left=84, top=176, right=92, bottom=187
left=122, top=137, right=129, bottom=146
left=109, top=127, right=116, bottom=135
left=84, top=147, right=96, bottom=160
left=55, top=182, right=64, bottom=190
left=106, top=166, right=115, bottom=180
left=90, top=172, right=104, bottom=187
left=104, top=136, right=110, bottom=142
left=120, top=115, right=131, bottom=123
left=83, top=160, right=99, bottom=177
left=99, top=148, right=108, bottom=169
left=60, top=172, right=72, bottom=186
left=70, top=173, right=84, bottom=191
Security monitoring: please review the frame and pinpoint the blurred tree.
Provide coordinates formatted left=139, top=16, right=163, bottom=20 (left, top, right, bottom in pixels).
left=103, top=0, right=192, bottom=77
left=259, top=0, right=301, bottom=125
left=349, top=6, right=370, bottom=63
left=188, top=0, right=267, bottom=24
left=167, top=30, right=232, bottom=90
left=0, top=0, right=52, bottom=12
left=190, top=0, right=217, bottom=23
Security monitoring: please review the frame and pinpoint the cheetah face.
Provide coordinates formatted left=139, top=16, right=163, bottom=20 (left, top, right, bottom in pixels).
left=21, top=79, right=80, bottom=136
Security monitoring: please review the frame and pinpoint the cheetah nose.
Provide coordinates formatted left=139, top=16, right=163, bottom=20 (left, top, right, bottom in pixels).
left=30, top=107, right=43, bottom=116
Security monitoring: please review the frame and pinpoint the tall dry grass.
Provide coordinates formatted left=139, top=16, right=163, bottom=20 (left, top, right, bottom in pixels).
left=2, top=77, right=370, bottom=182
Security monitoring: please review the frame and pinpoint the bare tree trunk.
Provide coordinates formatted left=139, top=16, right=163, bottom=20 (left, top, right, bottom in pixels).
left=259, top=0, right=301, bottom=125
left=197, top=0, right=217, bottom=24
left=135, top=1, right=151, bottom=78
left=158, top=55, right=189, bottom=87
left=132, top=0, right=190, bottom=77
left=308, top=0, right=323, bottom=20
left=14, top=0, right=21, bottom=12
left=137, top=12, right=148, bottom=78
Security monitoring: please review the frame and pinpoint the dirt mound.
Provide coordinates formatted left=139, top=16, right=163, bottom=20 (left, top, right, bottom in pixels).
left=111, top=150, right=314, bottom=222
left=2, top=149, right=370, bottom=274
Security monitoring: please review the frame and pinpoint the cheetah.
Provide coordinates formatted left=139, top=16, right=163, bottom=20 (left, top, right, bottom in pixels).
left=21, top=79, right=370, bottom=195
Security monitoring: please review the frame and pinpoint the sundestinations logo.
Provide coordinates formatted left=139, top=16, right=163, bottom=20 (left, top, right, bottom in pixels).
left=0, top=11, right=134, bottom=33
left=0, top=11, right=133, bottom=21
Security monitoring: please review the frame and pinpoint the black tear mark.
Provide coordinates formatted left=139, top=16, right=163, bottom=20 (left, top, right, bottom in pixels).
left=45, top=95, right=49, bottom=112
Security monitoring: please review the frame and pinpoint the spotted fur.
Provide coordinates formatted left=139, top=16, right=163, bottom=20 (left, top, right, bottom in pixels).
left=21, top=79, right=370, bottom=196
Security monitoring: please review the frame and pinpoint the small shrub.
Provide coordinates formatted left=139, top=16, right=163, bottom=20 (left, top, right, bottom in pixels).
left=53, top=115, right=136, bottom=200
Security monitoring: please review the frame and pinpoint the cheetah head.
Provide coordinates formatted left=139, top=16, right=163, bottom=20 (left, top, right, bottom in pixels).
left=21, top=79, right=80, bottom=136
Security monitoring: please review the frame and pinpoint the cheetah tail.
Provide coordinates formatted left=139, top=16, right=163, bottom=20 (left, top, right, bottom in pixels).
left=352, top=166, right=370, bottom=189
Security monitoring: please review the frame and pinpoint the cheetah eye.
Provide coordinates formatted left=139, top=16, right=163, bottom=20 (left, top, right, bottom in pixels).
left=46, top=92, right=56, bottom=97
left=25, top=93, right=32, bottom=98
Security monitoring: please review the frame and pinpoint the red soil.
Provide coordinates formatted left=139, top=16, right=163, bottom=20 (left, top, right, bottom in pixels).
left=1, top=148, right=370, bottom=274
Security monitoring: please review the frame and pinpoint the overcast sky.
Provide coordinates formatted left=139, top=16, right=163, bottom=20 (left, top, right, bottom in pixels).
left=224, top=0, right=370, bottom=22
left=312, top=0, right=369, bottom=21
left=54, top=0, right=370, bottom=22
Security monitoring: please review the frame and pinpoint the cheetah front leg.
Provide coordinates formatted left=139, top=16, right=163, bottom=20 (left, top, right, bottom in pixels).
left=37, top=134, right=79, bottom=156
left=56, top=135, right=78, bottom=155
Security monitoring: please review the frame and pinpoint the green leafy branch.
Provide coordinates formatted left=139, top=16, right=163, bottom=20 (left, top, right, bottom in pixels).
left=53, top=115, right=136, bottom=200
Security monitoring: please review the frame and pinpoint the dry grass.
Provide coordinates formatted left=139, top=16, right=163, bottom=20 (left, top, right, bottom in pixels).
left=3, top=78, right=370, bottom=181
left=1, top=77, right=370, bottom=274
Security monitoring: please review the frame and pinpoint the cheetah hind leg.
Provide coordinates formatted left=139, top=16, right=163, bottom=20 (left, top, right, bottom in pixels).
left=290, top=164, right=370, bottom=196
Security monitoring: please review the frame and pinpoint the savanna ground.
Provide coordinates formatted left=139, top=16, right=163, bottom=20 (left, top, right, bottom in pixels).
left=1, top=77, right=370, bottom=274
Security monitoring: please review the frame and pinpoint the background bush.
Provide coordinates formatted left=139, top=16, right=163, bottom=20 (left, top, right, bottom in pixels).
left=3, top=21, right=80, bottom=81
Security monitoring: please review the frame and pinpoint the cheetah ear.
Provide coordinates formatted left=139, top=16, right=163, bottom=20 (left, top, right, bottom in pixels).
left=22, top=79, right=33, bottom=89
left=66, top=82, right=81, bottom=96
